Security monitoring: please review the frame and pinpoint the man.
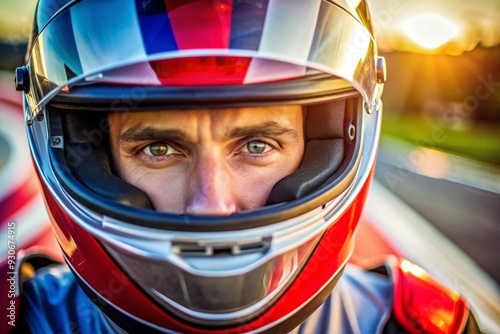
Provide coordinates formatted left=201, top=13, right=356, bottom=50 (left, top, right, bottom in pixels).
left=108, top=106, right=305, bottom=214
left=9, top=0, right=480, bottom=333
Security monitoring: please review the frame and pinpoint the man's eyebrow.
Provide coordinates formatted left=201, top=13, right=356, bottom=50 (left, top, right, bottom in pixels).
left=117, top=122, right=300, bottom=143
left=118, top=126, right=186, bottom=143
left=227, top=121, right=300, bottom=142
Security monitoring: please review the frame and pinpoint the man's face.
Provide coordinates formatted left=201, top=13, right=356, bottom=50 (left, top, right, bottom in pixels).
left=108, top=106, right=304, bottom=214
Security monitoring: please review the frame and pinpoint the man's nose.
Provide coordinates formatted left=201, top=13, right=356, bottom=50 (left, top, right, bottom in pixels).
left=185, top=155, right=237, bottom=215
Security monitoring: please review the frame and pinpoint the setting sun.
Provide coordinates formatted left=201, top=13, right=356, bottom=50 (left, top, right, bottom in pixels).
left=402, top=13, right=460, bottom=50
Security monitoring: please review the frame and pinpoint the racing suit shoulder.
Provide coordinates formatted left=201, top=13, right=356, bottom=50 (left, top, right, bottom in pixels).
left=20, top=264, right=119, bottom=334
left=1, top=247, right=62, bottom=334
left=292, top=262, right=395, bottom=334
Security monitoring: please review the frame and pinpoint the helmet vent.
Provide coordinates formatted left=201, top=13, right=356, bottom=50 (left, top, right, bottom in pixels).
left=172, top=237, right=271, bottom=257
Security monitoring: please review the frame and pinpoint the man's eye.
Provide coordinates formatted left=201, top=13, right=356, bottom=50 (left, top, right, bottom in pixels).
left=246, top=141, right=269, bottom=154
left=142, top=142, right=175, bottom=156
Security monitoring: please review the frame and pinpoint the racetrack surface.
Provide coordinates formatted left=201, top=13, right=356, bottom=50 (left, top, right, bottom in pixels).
left=375, top=137, right=500, bottom=286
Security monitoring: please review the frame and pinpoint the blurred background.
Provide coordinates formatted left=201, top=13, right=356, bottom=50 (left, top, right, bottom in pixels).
left=0, top=0, right=499, bottom=318
left=367, top=0, right=500, bottom=289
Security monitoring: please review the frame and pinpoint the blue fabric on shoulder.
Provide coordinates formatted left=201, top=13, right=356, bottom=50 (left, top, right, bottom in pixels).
left=22, top=265, right=119, bottom=334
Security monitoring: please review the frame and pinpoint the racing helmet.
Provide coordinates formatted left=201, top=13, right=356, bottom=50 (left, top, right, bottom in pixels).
left=17, top=0, right=386, bottom=332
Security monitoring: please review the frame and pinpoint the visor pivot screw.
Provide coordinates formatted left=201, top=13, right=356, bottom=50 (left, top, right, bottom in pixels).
left=52, top=137, right=61, bottom=145
left=364, top=102, right=374, bottom=114
left=15, top=66, right=29, bottom=92
left=36, top=113, right=44, bottom=121
left=348, top=124, right=356, bottom=141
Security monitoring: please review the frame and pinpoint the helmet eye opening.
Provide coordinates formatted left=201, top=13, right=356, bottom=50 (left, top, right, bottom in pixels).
left=46, top=92, right=362, bottom=231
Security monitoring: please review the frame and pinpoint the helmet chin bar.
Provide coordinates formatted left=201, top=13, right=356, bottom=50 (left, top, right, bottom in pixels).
left=68, top=248, right=345, bottom=333
left=103, top=232, right=321, bottom=326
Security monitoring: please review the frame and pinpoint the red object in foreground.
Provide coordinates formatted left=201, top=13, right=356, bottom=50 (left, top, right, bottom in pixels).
left=391, top=258, right=469, bottom=334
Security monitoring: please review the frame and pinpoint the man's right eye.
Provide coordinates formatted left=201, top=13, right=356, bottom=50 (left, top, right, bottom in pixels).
left=143, top=142, right=173, bottom=156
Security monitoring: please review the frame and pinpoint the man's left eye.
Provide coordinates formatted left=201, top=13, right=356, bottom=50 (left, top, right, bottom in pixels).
left=246, top=141, right=269, bottom=154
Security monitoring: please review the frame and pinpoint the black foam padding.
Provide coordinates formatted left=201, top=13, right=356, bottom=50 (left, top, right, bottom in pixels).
left=62, top=112, right=153, bottom=209
left=66, top=143, right=153, bottom=209
left=267, top=139, right=344, bottom=204
left=305, top=100, right=345, bottom=140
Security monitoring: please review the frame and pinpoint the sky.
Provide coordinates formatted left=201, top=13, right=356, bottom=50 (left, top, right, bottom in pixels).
left=368, top=0, right=500, bottom=54
left=0, top=0, right=499, bottom=54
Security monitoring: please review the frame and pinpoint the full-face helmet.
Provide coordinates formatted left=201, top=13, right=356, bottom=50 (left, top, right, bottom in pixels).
left=17, top=0, right=386, bottom=332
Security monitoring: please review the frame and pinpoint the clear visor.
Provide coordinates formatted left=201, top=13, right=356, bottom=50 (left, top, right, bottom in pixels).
left=26, top=0, right=378, bottom=120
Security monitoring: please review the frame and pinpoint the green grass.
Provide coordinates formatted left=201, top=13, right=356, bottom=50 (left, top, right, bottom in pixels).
left=382, top=113, right=500, bottom=166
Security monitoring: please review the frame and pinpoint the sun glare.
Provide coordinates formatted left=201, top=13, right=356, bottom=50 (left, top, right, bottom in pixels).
left=402, top=13, right=460, bottom=50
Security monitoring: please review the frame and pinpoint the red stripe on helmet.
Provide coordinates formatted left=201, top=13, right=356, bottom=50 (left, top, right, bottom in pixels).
left=165, top=0, right=233, bottom=50
left=150, top=56, right=250, bottom=86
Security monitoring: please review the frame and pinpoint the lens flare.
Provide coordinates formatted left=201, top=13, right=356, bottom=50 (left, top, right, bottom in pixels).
left=402, top=13, right=460, bottom=49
